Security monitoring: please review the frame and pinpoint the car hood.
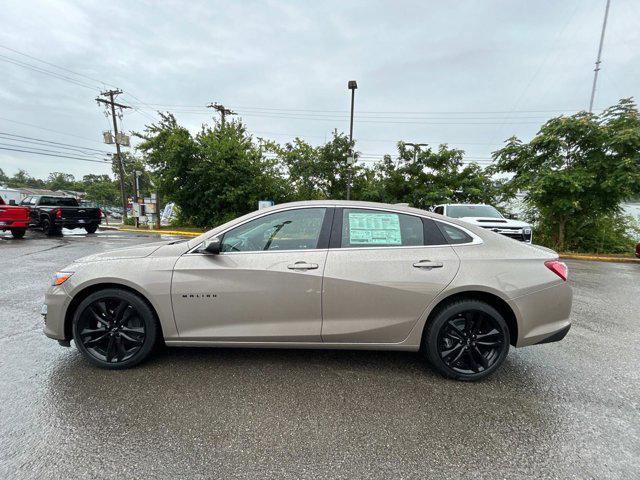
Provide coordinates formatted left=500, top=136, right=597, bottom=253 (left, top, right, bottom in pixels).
left=75, top=241, right=168, bottom=263
left=457, top=217, right=531, bottom=228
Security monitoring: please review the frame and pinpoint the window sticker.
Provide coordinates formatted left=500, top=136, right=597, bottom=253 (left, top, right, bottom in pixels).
left=348, top=212, right=402, bottom=245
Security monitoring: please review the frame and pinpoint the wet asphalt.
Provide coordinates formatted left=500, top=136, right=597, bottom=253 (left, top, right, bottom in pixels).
left=0, top=228, right=638, bottom=479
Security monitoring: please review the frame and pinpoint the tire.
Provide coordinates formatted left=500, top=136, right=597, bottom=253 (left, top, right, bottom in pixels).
left=422, top=299, right=510, bottom=381
left=85, top=223, right=98, bottom=234
left=42, top=218, right=61, bottom=236
left=11, top=228, right=26, bottom=239
left=72, top=288, right=158, bottom=369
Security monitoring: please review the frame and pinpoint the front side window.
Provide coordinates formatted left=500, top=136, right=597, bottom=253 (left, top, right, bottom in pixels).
left=341, top=209, right=424, bottom=248
left=221, top=208, right=326, bottom=253
left=21, top=197, right=31, bottom=205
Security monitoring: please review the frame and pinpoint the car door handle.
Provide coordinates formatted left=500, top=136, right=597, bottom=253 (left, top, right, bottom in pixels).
left=287, top=261, right=319, bottom=270
left=413, top=260, right=444, bottom=269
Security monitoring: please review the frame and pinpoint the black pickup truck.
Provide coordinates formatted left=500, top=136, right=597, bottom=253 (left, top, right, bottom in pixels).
left=21, top=195, right=102, bottom=235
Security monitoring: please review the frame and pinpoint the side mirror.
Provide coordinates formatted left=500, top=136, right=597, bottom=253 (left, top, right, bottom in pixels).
left=203, top=237, right=221, bottom=254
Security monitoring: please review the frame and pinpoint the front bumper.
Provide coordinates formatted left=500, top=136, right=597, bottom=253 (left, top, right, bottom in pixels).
left=42, top=286, right=72, bottom=341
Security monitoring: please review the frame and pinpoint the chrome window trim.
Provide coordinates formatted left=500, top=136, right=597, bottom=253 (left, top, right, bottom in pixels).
left=186, top=205, right=331, bottom=255
left=185, top=204, right=483, bottom=255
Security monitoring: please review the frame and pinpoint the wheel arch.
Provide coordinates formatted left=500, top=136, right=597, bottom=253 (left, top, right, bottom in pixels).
left=421, top=290, right=519, bottom=347
left=63, top=283, right=164, bottom=341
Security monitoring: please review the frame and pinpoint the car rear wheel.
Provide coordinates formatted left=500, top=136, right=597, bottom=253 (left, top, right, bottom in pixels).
left=42, top=218, right=61, bottom=236
left=85, top=224, right=98, bottom=234
left=423, top=299, right=510, bottom=381
left=11, top=228, right=26, bottom=239
left=72, top=289, right=158, bottom=369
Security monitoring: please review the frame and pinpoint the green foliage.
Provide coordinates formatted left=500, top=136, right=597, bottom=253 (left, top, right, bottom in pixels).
left=492, top=98, right=640, bottom=251
left=83, top=174, right=119, bottom=206
left=136, top=113, right=291, bottom=228
left=362, top=143, right=499, bottom=209
left=5, top=169, right=46, bottom=188
left=271, top=132, right=369, bottom=201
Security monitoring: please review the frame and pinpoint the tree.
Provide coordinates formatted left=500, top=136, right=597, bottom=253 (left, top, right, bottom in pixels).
left=136, top=113, right=291, bottom=227
left=362, top=143, right=499, bottom=209
left=8, top=169, right=45, bottom=188
left=0, top=168, right=8, bottom=184
left=491, top=98, right=640, bottom=250
left=46, top=172, right=79, bottom=191
left=273, top=132, right=369, bottom=201
left=83, top=174, right=119, bottom=206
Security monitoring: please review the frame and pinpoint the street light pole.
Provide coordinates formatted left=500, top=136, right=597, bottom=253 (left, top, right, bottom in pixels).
left=347, top=80, right=358, bottom=200
left=404, top=143, right=429, bottom=162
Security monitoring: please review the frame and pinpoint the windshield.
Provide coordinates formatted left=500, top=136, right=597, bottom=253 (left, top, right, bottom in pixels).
left=447, top=205, right=503, bottom=219
left=39, top=196, right=79, bottom=207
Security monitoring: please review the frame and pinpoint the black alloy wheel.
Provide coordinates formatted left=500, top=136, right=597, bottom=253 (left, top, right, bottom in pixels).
left=424, top=299, right=510, bottom=381
left=72, top=289, right=157, bottom=369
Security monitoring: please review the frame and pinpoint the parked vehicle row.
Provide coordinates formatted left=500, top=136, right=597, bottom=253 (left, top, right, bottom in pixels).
left=0, top=195, right=102, bottom=239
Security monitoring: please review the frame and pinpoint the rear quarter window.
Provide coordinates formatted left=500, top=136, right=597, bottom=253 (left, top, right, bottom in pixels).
left=436, top=222, right=474, bottom=245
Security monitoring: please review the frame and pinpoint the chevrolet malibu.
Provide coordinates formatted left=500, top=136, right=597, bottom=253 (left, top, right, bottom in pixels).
left=42, top=201, right=572, bottom=381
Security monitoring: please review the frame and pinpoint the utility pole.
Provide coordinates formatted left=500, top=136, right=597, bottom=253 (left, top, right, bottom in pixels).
left=589, top=0, right=611, bottom=113
left=207, top=102, right=236, bottom=126
left=96, top=89, right=131, bottom=220
left=347, top=80, right=358, bottom=200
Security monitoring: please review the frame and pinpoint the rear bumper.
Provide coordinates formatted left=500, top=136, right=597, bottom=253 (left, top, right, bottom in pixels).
left=54, top=220, right=99, bottom=229
left=0, top=220, right=28, bottom=229
left=510, top=281, right=573, bottom=347
left=534, top=324, right=571, bottom=344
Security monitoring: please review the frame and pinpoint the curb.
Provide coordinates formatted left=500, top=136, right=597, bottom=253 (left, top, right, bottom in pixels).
left=559, top=254, right=639, bottom=264
left=99, top=226, right=202, bottom=237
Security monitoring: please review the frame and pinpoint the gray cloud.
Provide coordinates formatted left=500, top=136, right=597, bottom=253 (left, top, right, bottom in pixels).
left=1, top=0, right=638, bottom=179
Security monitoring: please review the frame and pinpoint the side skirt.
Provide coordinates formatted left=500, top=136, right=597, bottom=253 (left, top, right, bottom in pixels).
left=164, top=340, right=420, bottom=352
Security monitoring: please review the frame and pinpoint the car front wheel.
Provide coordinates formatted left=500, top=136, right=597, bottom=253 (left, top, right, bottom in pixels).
left=423, top=299, right=510, bottom=381
left=72, top=288, right=158, bottom=369
left=11, top=228, right=26, bottom=239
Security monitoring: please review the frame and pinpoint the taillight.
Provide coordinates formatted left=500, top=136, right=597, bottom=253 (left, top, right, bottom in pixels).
left=545, top=260, right=568, bottom=281
left=55, top=208, right=62, bottom=219
left=98, top=208, right=103, bottom=218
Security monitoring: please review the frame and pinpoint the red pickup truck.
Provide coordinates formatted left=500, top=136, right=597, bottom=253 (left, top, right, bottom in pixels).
left=0, top=196, right=29, bottom=238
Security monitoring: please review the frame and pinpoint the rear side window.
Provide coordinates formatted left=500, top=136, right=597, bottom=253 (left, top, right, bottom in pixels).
left=39, top=197, right=78, bottom=207
left=341, top=209, right=424, bottom=248
left=434, top=206, right=444, bottom=215
left=436, top=222, right=474, bottom=244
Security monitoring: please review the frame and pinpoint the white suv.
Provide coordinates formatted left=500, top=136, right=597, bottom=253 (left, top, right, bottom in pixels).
left=433, top=204, right=532, bottom=243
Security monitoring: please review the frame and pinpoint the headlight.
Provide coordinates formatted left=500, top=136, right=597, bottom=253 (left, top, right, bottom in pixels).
left=52, top=272, right=74, bottom=286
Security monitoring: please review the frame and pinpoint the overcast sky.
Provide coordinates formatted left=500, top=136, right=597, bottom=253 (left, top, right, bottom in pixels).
left=1, top=0, right=639, bottom=180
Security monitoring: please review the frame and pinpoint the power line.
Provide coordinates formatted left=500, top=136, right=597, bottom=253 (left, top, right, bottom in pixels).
left=0, top=116, right=107, bottom=145
left=0, top=146, right=112, bottom=164
left=127, top=101, right=586, bottom=116
left=0, top=54, right=99, bottom=91
left=0, top=44, right=109, bottom=88
left=0, top=132, right=111, bottom=155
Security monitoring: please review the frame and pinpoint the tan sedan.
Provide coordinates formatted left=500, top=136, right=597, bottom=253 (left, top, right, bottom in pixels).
left=42, top=201, right=572, bottom=381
